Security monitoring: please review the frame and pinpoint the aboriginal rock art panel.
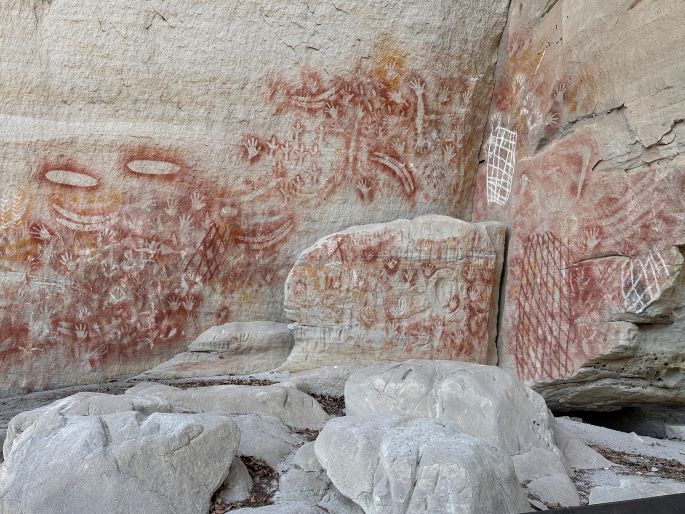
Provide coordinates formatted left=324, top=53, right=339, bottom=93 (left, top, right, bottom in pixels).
left=514, top=232, right=578, bottom=382
left=0, top=62, right=480, bottom=391
left=242, top=66, right=476, bottom=204
left=486, top=125, right=517, bottom=206
left=285, top=219, right=503, bottom=365
left=488, top=126, right=685, bottom=383
left=0, top=148, right=300, bottom=389
left=622, top=250, right=671, bottom=314
left=490, top=32, right=598, bottom=154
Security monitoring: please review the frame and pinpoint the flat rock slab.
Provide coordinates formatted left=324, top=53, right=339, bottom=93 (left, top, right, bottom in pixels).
left=230, top=504, right=325, bottom=514
left=138, top=322, right=294, bottom=380
left=556, top=417, right=685, bottom=466
left=345, top=360, right=556, bottom=456
left=278, top=365, right=360, bottom=397
left=586, top=469, right=685, bottom=505
left=283, top=216, right=505, bottom=371
left=126, top=382, right=328, bottom=430
left=315, top=415, right=529, bottom=514
left=0, top=393, right=239, bottom=514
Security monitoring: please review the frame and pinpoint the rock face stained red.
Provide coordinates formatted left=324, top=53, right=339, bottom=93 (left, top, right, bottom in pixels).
left=282, top=215, right=505, bottom=370
left=472, top=0, right=685, bottom=407
left=0, top=0, right=510, bottom=395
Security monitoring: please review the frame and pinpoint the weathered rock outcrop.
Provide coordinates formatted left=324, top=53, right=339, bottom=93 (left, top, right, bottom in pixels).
left=230, top=413, right=305, bottom=468
left=282, top=216, right=505, bottom=370
left=344, top=360, right=586, bottom=507
left=0, top=0, right=510, bottom=395
left=126, top=382, right=329, bottom=430
left=279, top=365, right=359, bottom=397
left=345, top=360, right=556, bottom=455
left=137, top=322, right=293, bottom=380
left=3, top=362, right=679, bottom=512
left=472, top=0, right=685, bottom=408
left=3, top=392, right=173, bottom=457
left=0, top=393, right=239, bottom=514
left=315, top=415, right=530, bottom=514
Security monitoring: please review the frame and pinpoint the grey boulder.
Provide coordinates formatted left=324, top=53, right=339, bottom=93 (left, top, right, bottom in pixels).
left=126, top=382, right=328, bottom=430
left=0, top=394, right=239, bottom=514
left=3, top=391, right=173, bottom=459
left=231, top=413, right=304, bottom=468
left=218, top=457, right=253, bottom=504
left=293, top=441, right=322, bottom=473
left=315, top=415, right=529, bottom=514
left=512, top=448, right=580, bottom=507
left=345, top=360, right=557, bottom=455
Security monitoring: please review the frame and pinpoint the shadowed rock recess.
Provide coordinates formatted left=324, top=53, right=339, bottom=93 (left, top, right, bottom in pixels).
left=0, top=0, right=684, bottom=513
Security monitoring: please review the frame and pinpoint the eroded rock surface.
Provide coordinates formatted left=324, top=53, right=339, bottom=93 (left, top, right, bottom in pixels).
left=138, top=322, right=294, bottom=380
left=0, top=394, right=239, bottom=514
left=218, top=457, right=253, bottom=504
left=315, top=415, right=530, bottom=514
left=126, top=382, right=328, bottom=430
left=283, top=216, right=505, bottom=370
left=230, top=414, right=304, bottom=469
left=472, top=0, right=685, bottom=408
left=345, top=360, right=556, bottom=455
left=0, top=0, right=510, bottom=395
left=512, top=448, right=580, bottom=507
left=278, top=365, right=359, bottom=397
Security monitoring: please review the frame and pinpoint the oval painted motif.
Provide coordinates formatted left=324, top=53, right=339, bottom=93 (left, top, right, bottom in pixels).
left=127, top=160, right=180, bottom=176
left=44, top=170, right=98, bottom=188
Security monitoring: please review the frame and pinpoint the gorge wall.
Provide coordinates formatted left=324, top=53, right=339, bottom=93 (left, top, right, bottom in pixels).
left=473, top=0, right=685, bottom=408
left=1, top=0, right=683, bottom=407
left=0, top=0, right=509, bottom=394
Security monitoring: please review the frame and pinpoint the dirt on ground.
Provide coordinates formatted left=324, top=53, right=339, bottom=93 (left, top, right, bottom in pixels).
left=591, top=445, right=685, bottom=481
left=311, top=395, right=345, bottom=417
left=170, top=378, right=277, bottom=389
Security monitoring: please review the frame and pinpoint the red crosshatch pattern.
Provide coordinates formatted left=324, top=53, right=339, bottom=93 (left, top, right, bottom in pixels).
left=185, top=222, right=232, bottom=284
left=514, top=232, right=577, bottom=382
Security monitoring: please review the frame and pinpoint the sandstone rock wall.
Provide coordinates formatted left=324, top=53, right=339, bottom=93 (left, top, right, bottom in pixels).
left=472, top=0, right=685, bottom=408
left=0, top=0, right=509, bottom=394
left=282, top=216, right=505, bottom=370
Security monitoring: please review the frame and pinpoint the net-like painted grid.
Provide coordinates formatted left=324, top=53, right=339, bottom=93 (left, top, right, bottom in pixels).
left=622, top=250, right=669, bottom=313
left=185, top=222, right=231, bottom=283
left=486, top=127, right=517, bottom=206
left=514, top=232, right=577, bottom=382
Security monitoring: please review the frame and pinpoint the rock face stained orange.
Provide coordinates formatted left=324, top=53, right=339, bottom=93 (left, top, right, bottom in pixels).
left=0, top=0, right=511, bottom=395
left=282, top=216, right=506, bottom=370
left=472, top=0, right=685, bottom=408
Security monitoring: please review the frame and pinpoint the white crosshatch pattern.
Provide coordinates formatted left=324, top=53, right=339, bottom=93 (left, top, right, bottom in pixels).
left=486, top=126, right=517, bottom=206
left=622, top=250, right=670, bottom=313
